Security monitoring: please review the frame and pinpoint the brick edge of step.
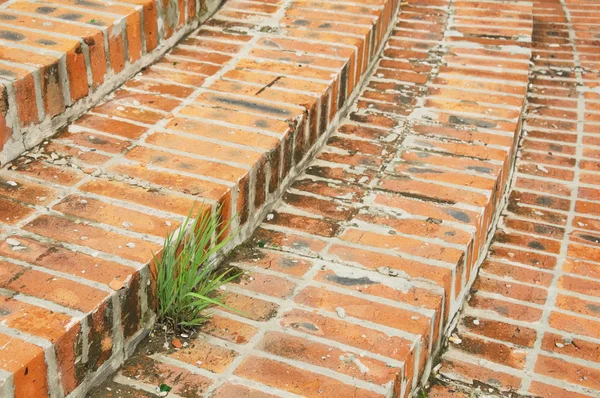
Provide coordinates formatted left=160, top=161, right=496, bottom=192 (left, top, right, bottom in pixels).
left=0, top=0, right=223, bottom=167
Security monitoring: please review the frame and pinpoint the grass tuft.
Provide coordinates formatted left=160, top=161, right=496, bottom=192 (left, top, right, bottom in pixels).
left=154, top=207, right=240, bottom=329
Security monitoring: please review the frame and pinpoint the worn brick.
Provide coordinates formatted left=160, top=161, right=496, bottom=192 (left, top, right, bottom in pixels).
left=234, top=356, right=382, bottom=398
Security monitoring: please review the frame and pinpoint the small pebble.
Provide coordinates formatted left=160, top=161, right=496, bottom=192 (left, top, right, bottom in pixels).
left=6, top=238, right=21, bottom=246
left=449, top=334, right=462, bottom=345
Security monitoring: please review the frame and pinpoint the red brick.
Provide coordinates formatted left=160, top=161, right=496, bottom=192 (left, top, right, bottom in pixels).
left=212, top=383, right=278, bottom=398
left=0, top=196, right=35, bottom=224
left=460, top=315, right=537, bottom=347
left=0, top=2, right=540, bottom=398
left=145, top=132, right=263, bottom=165
left=234, top=271, right=296, bottom=299
left=529, top=381, right=594, bottom=398
left=109, top=163, right=229, bottom=201
left=221, top=292, right=279, bottom=322
left=0, top=332, right=49, bottom=398
left=315, top=269, right=443, bottom=315
left=265, top=211, right=341, bottom=237
left=0, top=260, right=108, bottom=312
left=23, top=215, right=161, bottom=263
left=0, top=48, right=64, bottom=119
left=0, top=236, right=134, bottom=285
left=9, top=158, right=84, bottom=186
left=327, top=244, right=452, bottom=293
left=257, top=331, right=400, bottom=385
left=429, top=384, right=470, bottom=398
left=549, top=311, right=600, bottom=340
left=295, top=286, right=432, bottom=342
left=480, top=260, right=553, bottom=287
left=541, top=332, right=600, bottom=364
left=167, top=339, right=238, bottom=373
left=472, top=276, right=547, bottom=304
left=72, top=114, right=147, bottom=140
left=339, top=228, right=465, bottom=264
left=199, top=314, right=257, bottom=345
left=468, top=294, right=543, bottom=323
left=120, top=356, right=212, bottom=397
left=438, top=357, right=521, bottom=391
left=451, top=333, right=528, bottom=369
left=232, top=248, right=314, bottom=277
left=57, top=129, right=131, bottom=153
left=79, top=179, right=198, bottom=216
left=165, top=117, right=279, bottom=150
left=0, top=65, right=38, bottom=126
left=234, top=356, right=382, bottom=398
left=53, top=195, right=176, bottom=237
left=92, top=102, right=164, bottom=125
left=535, top=355, right=600, bottom=390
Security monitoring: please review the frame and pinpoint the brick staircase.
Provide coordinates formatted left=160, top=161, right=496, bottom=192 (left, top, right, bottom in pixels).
left=0, top=0, right=538, bottom=397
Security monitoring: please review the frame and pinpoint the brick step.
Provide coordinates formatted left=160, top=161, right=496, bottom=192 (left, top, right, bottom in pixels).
left=88, top=0, right=535, bottom=397
left=0, top=0, right=402, bottom=396
left=0, top=0, right=223, bottom=166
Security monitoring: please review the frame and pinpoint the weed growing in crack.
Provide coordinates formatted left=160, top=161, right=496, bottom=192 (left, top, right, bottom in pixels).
left=154, top=207, right=241, bottom=330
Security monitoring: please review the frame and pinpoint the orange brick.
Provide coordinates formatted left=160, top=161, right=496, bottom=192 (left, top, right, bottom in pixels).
left=280, top=308, right=416, bottom=366
left=125, top=146, right=247, bottom=183
left=151, top=130, right=264, bottom=164
left=200, top=314, right=257, bottom=345
left=295, top=286, right=432, bottom=341
left=92, top=102, right=164, bottom=124
left=439, top=357, right=521, bottom=391
left=0, top=65, right=39, bottom=126
left=234, top=271, right=296, bottom=299
left=528, top=381, right=594, bottom=398
left=120, top=356, right=212, bottom=396
left=221, top=292, right=279, bottom=322
left=234, top=356, right=382, bottom=398
left=535, top=355, right=600, bottom=390
left=53, top=195, right=175, bottom=237
left=167, top=339, right=238, bottom=373
left=0, top=236, right=134, bottom=285
left=72, top=114, right=147, bottom=139
left=23, top=215, right=161, bottom=263
left=257, top=331, right=400, bottom=385
left=79, top=179, right=198, bottom=216
left=0, top=260, right=108, bottom=312
left=212, top=383, right=278, bottom=398
left=0, top=196, right=35, bottom=224
left=0, top=332, right=49, bottom=398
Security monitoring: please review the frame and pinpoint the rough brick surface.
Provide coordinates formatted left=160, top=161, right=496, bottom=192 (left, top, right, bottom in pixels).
left=431, top=0, right=600, bottom=397
left=88, top=0, right=535, bottom=396
left=0, top=0, right=402, bottom=396
left=0, top=0, right=222, bottom=166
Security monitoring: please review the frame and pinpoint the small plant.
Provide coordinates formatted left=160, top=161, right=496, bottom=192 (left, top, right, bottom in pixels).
left=154, top=207, right=240, bottom=329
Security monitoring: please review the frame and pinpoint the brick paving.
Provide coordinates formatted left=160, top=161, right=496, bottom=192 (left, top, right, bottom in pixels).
left=7, top=0, right=599, bottom=395
left=0, top=0, right=401, bottom=396
left=88, top=0, right=539, bottom=396
left=431, top=0, right=600, bottom=397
